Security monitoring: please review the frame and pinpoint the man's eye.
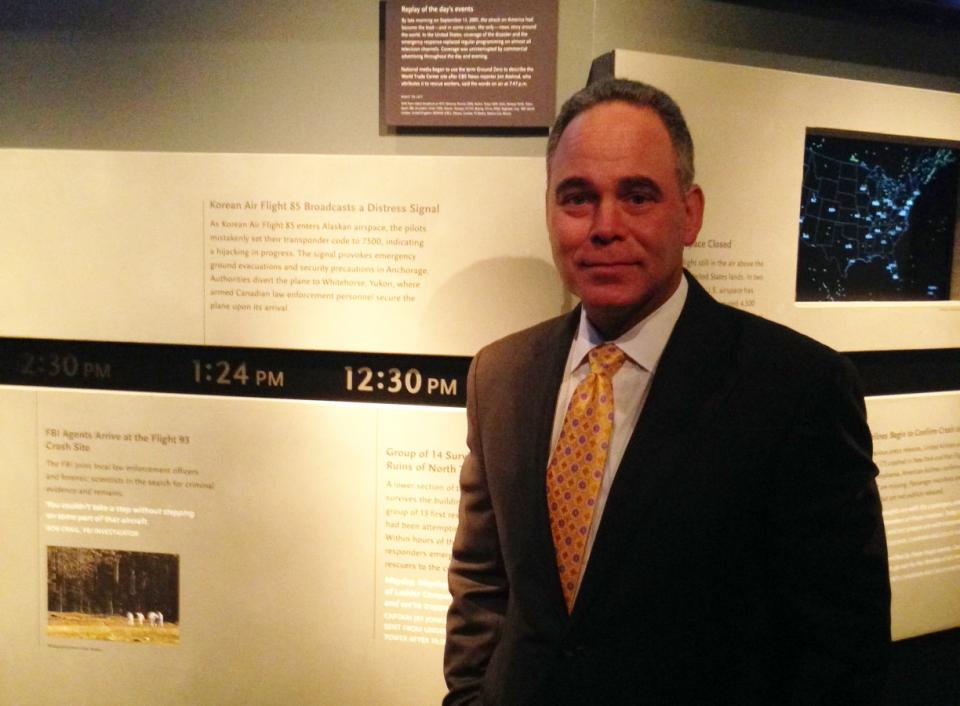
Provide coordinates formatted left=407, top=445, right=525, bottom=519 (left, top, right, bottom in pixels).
left=625, top=192, right=650, bottom=205
left=561, top=192, right=593, bottom=206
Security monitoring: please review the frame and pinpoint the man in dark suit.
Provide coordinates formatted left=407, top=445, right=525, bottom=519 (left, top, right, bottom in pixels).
left=443, top=78, right=890, bottom=705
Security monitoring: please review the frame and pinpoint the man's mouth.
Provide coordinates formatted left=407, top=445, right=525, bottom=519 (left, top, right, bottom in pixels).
left=580, top=260, right=638, bottom=268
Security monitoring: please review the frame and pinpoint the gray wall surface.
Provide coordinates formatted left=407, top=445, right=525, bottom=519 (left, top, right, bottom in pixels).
left=2, top=0, right=956, bottom=157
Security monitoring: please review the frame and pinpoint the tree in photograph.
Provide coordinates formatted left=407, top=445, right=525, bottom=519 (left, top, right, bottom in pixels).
left=46, top=547, right=179, bottom=620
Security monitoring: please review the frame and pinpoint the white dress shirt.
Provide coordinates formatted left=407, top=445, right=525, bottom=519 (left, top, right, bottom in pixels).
left=548, top=275, right=688, bottom=596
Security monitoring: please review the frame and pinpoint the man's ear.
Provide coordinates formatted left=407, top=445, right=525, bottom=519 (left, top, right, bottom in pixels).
left=681, top=184, right=705, bottom=246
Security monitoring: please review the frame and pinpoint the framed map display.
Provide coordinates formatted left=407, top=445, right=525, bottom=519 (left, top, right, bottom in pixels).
left=797, top=131, right=958, bottom=302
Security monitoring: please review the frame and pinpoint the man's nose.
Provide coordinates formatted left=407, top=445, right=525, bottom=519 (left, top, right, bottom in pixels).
left=589, top=199, right=623, bottom=243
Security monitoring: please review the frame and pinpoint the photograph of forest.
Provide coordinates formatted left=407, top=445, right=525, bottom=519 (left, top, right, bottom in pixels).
left=46, top=546, right=179, bottom=645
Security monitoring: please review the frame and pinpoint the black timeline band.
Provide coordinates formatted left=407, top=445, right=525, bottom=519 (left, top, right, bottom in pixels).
left=1, top=337, right=958, bottom=404
left=0, top=337, right=470, bottom=408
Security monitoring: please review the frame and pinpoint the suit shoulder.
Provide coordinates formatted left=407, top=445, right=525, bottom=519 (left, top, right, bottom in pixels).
left=685, top=274, right=847, bottom=374
left=472, top=312, right=573, bottom=372
left=732, top=305, right=835, bottom=353
left=722, top=304, right=858, bottom=382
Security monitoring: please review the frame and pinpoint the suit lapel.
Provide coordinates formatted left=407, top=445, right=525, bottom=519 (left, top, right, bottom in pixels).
left=510, top=309, right=581, bottom=617
left=526, top=311, right=580, bottom=485
left=571, top=276, right=742, bottom=617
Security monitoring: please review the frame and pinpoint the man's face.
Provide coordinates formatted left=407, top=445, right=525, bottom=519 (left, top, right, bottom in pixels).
left=546, top=101, right=704, bottom=337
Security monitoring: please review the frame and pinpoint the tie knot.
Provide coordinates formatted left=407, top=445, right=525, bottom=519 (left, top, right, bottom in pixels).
left=588, top=343, right=626, bottom=377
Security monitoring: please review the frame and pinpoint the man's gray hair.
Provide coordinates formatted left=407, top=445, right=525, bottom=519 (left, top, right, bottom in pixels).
left=546, top=78, right=696, bottom=190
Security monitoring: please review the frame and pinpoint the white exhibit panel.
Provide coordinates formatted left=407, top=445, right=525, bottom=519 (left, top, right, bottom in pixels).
left=0, top=386, right=465, bottom=706
left=868, top=392, right=960, bottom=640
left=0, top=150, right=561, bottom=356
left=613, top=49, right=960, bottom=352
left=3, top=387, right=958, bottom=705
left=0, top=146, right=553, bottom=703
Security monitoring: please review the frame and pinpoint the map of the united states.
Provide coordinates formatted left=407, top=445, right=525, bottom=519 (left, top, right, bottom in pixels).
left=796, top=133, right=958, bottom=301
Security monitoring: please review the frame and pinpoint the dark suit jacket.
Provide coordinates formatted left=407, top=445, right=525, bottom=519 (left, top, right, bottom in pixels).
left=444, top=274, right=890, bottom=706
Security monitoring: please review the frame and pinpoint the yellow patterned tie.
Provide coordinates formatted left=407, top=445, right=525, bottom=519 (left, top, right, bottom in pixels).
left=546, top=342, right=626, bottom=612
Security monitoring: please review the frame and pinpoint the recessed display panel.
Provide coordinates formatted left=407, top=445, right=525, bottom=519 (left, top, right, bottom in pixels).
left=611, top=48, right=960, bottom=351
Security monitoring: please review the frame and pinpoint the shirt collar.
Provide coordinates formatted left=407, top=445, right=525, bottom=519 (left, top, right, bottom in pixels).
left=568, top=274, right=688, bottom=374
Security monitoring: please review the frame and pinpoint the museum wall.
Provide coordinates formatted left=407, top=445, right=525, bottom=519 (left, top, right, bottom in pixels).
left=1, top=1, right=958, bottom=704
